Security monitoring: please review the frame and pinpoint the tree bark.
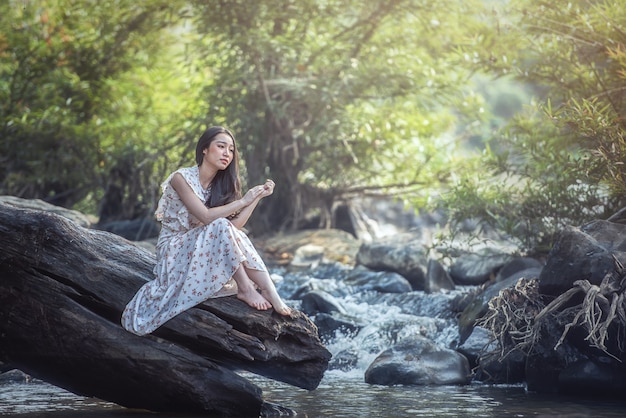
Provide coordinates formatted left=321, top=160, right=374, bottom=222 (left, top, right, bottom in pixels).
left=0, top=202, right=331, bottom=416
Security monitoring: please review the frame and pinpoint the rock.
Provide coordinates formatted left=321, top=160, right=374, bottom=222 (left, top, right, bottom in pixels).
left=261, top=229, right=361, bottom=266
left=0, top=369, right=32, bottom=383
left=456, top=325, right=491, bottom=370
left=290, top=244, right=326, bottom=269
left=525, top=320, right=585, bottom=394
left=288, top=275, right=348, bottom=301
left=494, top=257, right=543, bottom=283
left=606, top=205, right=626, bottom=224
left=345, top=266, right=412, bottom=293
left=457, top=275, right=522, bottom=345
left=425, top=258, right=455, bottom=293
left=477, top=350, right=526, bottom=384
left=524, top=220, right=626, bottom=395
left=539, top=222, right=626, bottom=296
left=0, top=203, right=331, bottom=416
left=457, top=326, right=526, bottom=384
left=559, top=359, right=626, bottom=396
left=300, top=290, right=347, bottom=315
left=332, top=202, right=379, bottom=242
left=356, top=233, right=428, bottom=290
left=364, top=335, right=472, bottom=386
left=328, top=349, right=360, bottom=371
left=457, top=258, right=542, bottom=345
left=449, top=252, right=514, bottom=286
left=581, top=218, right=626, bottom=252
left=314, top=312, right=362, bottom=341
left=0, top=195, right=92, bottom=227
left=496, top=277, right=626, bottom=396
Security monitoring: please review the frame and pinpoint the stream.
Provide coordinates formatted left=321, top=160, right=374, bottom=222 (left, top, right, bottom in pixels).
left=2, top=263, right=626, bottom=417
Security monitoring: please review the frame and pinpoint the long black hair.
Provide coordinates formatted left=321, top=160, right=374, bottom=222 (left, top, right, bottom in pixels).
left=195, top=126, right=242, bottom=208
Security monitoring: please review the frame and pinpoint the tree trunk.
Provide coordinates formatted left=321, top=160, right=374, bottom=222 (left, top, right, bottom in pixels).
left=0, top=201, right=331, bottom=416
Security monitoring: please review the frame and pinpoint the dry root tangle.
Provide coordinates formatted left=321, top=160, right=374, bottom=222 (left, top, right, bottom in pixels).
left=479, top=255, right=626, bottom=361
left=478, top=276, right=544, bottom=360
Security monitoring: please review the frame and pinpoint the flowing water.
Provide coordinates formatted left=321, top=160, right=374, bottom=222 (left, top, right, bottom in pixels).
left=2, top=374, right=626, bottom=417
left=2, top=264, right=626, bottom=417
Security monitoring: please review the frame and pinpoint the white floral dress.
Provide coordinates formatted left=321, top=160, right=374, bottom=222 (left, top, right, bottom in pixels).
left=121, top=166, right=267, bottom=335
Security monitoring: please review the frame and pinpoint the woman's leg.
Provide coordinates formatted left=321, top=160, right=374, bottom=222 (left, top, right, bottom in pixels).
left=232, top=265, right=272, bottom=310
left=245, top=268, right=291, bottom=315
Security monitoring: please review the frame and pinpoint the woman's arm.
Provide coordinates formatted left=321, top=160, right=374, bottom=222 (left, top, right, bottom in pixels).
left=229, top=179, right=275, bottom=229
left=170, top=173, right=273, bottom=227
left=170, top=173, right=261, bottom=225
left=229, top=197, right=260, bottom=229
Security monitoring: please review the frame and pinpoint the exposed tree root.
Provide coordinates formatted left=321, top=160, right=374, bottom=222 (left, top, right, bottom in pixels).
left=478, top=255, right=626, bottom=361
left=478, top=277, right=545, bottom=360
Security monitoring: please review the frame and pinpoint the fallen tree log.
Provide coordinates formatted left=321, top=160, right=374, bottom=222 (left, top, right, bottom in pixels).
left=0, top=201, right=331, bottom=416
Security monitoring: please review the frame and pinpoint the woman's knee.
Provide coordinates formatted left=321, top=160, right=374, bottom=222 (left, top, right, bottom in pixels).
left=202, top=217, right=236, bottom=237
left=199, top=217, right=231, bottom=232
left=211, top=217, right=231, bottom=228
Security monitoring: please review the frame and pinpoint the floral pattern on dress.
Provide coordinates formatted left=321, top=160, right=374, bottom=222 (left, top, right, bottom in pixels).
left=121, top=166, right=267, bottom=335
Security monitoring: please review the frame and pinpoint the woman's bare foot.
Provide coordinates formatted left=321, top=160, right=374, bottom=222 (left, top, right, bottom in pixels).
left=243, top=267, right=291, bottom=315
left=261, top=288, right=292, bottom=316
left=232, top=265, right=272, bottom=310
left=237, top=287, right=272, bottom=310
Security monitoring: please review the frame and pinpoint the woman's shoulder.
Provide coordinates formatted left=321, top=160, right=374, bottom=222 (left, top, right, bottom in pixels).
left=174, top=166, right=199, bottom=178
left=176, top=166, right=200, bottom=186
left=163, top=166, right=198, bottom=184
left=169, top=166, right=204, bottom=199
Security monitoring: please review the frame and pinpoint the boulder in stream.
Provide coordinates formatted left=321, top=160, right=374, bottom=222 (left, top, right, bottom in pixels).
left=364, top=335, right=471, bottom=386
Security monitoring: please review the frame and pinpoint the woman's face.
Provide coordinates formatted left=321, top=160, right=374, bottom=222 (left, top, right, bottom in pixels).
left=203, top=133, right=235, bottom=170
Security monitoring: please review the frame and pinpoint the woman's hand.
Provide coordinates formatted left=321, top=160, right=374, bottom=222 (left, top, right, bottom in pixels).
left=230, top=179, right=276, bottom=228
left=260, top=179, right=275, bottom=197
left=241, top=179, right=275, bottom=206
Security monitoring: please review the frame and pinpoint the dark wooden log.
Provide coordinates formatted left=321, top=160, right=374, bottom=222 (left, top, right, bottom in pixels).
left=0, top=202, right=331, bottom=416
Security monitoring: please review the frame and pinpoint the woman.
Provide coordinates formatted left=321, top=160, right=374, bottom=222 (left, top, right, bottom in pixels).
left=122, top=126, right=291, bottom=336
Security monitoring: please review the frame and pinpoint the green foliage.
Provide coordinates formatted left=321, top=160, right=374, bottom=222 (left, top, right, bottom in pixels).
left=6, top=0, right=623, bottom=247
left=442, top=0, right=626, bottom=253
left=2, top=0, right=489, bottom=229
left=0, top=0, right=197, bottom=218
left=551, top=98, right=626, bottom=200
left=189, top=0, right=486, bottom=232
left=442, top=108, right=607, bottom=252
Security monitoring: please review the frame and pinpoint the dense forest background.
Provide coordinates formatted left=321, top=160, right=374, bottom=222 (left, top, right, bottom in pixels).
left=1, top=0, right=625, bottom=254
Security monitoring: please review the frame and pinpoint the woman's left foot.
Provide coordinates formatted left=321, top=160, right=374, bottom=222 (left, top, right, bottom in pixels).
left=261, top=289, right=292, bottom=316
